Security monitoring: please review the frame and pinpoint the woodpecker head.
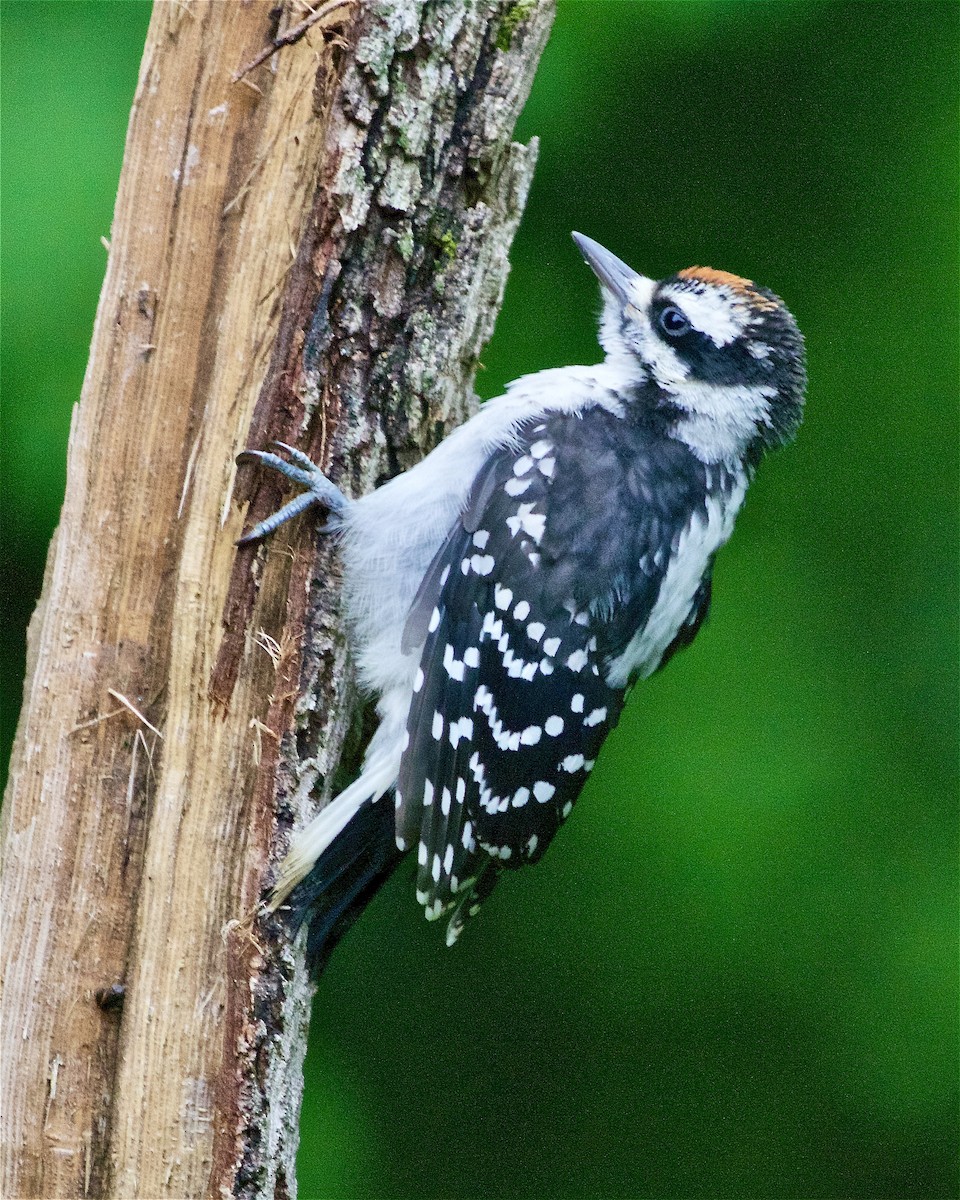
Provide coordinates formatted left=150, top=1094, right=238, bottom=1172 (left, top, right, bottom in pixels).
left=573, top=232, right=806, bottom=466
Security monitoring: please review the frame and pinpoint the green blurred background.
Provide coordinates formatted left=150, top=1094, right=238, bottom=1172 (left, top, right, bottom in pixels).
left=3, top=2, right=957, bottom=1197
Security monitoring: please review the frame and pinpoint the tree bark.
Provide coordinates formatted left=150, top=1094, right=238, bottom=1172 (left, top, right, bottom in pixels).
left=0, top=2, right=554, bottom=1197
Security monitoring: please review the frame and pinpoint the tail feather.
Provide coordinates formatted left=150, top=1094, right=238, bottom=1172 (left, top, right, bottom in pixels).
left=281, top=797, right=402, bottom=974
left=266, top=752, right=399, bottom=910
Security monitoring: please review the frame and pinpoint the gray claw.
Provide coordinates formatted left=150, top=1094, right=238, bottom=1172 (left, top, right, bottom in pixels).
left=270, top=441, right=319, bottom=473
left=238, top=449, right=318, bottom=489
left=237, top=442, right=352, bottom=545
left=237, top=490, right=321, bottom=545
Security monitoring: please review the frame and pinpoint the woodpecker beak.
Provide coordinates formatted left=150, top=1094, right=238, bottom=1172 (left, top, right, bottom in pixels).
left=572, top=232, right=652, bottom=306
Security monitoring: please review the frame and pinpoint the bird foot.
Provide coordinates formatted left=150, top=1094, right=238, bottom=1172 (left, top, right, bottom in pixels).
left=237, top=441, right=350, bottom=544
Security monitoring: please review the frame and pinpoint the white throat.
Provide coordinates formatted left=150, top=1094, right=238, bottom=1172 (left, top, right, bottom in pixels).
left=669, top=380, right=775, bottom=465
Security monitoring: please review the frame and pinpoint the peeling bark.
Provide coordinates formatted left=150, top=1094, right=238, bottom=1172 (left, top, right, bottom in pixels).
left=0, top=2, right=554, bottom=1198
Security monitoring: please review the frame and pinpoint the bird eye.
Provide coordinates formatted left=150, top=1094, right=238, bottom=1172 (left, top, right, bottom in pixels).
left=658, top=306, right=691, bottom=338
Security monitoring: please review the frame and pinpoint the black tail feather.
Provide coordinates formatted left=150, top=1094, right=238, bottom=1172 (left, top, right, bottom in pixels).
left=281, top=798, right=403, bottom=975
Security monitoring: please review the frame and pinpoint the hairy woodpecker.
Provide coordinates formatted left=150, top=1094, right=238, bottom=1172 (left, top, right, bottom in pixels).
left=239, top=233, right=806, bottom=969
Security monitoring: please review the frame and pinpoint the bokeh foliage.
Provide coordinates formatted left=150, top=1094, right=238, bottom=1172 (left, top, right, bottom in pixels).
left=2, top=3, right=957, bottom=1197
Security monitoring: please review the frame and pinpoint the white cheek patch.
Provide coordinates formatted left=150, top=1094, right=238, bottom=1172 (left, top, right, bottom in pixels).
left=661, top=283, right=749, bottom=347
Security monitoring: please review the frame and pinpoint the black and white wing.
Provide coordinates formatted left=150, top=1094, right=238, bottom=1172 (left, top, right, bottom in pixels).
left=395, top=408, right=713, bottom=938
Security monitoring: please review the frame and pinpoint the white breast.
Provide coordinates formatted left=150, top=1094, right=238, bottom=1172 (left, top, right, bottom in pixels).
left=604, top=474, right=747, bottom=688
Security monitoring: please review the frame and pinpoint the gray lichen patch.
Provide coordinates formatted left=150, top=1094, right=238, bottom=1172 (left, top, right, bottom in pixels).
left=379, top=157, right=423, bottom=213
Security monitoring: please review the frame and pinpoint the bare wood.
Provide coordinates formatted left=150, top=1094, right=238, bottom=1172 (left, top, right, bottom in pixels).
left=1, top=2, right=554, bottom=1198
left=232, top=0, right=353, bottom=81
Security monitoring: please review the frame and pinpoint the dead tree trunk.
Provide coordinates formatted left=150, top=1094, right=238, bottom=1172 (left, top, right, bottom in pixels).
left=0, top=2, right=554, bottom=1196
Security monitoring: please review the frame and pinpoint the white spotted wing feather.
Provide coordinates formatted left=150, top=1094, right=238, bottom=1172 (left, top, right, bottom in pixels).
left=396, top=423, right=626, bottom=928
